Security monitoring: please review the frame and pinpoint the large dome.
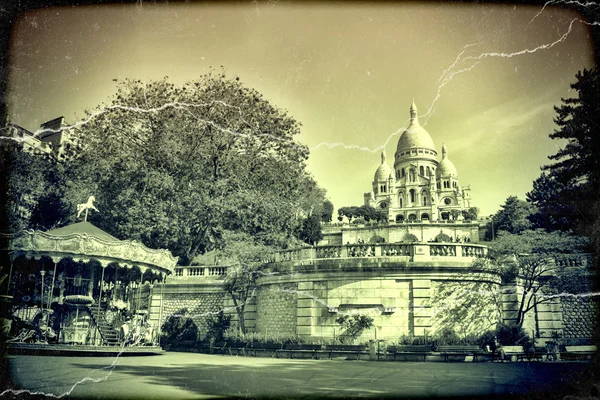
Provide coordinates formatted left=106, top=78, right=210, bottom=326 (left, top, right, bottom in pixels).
left=437, top=143, right=458, bottom=177
left=374, top=151, right=393, bottom=181
left=395, top=102, right=435, bottom=153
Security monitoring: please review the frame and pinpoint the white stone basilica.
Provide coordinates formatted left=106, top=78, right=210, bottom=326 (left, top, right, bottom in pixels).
left=364, top=101, right=472, bottom=222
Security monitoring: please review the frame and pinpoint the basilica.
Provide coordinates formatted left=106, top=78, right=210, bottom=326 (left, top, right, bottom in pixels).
left=365, top=102, right=473, bottom=222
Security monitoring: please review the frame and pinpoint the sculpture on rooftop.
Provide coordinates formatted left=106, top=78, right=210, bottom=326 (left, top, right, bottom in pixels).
left=77, top=196, right=99, bottom=221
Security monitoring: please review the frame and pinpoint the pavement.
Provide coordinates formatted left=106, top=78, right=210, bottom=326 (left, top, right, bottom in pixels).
left=2, top=352, right=595, bottom=399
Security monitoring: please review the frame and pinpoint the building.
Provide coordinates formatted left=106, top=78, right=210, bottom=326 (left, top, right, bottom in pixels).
left=365, top=101, right=472, bottom=223
left=5, top=117, right=75, bottom=160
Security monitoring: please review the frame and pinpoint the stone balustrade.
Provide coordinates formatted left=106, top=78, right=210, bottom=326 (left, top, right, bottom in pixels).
left=172, top=265, right=229, bottom=279
left=274, top=242, right=487, bottom=263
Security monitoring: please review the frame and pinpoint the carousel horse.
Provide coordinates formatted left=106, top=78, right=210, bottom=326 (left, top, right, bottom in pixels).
left=77, top=196, right=99, bottom=219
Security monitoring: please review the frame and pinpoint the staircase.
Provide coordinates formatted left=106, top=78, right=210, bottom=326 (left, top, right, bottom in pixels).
left=88, top=304, right=120, bottom=346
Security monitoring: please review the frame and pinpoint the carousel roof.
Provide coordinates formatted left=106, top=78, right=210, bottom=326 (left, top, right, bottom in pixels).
left=5, top=222, right=177, bottom=274
left=46, top=222, right=120, bottom=241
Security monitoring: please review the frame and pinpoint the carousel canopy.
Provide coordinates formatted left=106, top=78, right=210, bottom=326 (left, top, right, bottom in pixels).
left=4, top=222, right=177, bottom=274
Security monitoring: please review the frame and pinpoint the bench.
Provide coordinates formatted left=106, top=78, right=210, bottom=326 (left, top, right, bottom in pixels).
left=284, top=344, right=323, bottom=359
left=561, top=345, right=597, bottom=361
left=325, top=345, right=367, bottom=360
left=210, top=341, right=229, bottom=355
left=437, top=345, right=482, bottom=362
left=497, top=346, right=526, bottom=362
left=247, top=343, right=285, bottom=358
left=387, top=345, right=431, bottom=362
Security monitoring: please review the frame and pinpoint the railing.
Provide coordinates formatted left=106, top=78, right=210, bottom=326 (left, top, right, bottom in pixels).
left=172, top=266, right=229, bottom=280
left=461, top=245, right=486, bottom=258
left=380, top=244, right=412, bottom=256
left=429, top=244, right=457, bottom=257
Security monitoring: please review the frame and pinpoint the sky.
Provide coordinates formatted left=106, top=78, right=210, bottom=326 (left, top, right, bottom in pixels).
left=6, top=2, right=595, bottom=217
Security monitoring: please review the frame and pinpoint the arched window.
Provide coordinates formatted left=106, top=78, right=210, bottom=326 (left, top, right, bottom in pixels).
left=452, top=181, right=457, bottom=188
left=410, top=169, right=415, bottom=182
left=421, top=213, right=430, bottom=220
left=437, top=182, right=441, bottom=189
left=396, top=170, right=400, bottom=179
left=422, top=191, right=428, bottom=206
left=410, top=189, right=415, bottom=203
left=399, top=195, right=403, bottom=208
left=401, top=169, right=405, bottom=178
left=426, top=166, right=431, bottom=177
left=395, top=214, right=404, bottom=222
left=419, top=166, right=424, bottom=176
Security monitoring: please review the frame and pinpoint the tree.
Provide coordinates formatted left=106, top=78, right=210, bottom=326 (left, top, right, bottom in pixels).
left=0, top=141, right=67, bottom=233
left=461, top=207, right=479, bottom=221
left=220, top=231, right=272, bottom=334
left=298, top=214, right=323, bottom=245
left=488, top=229, right=589, bottom=328
left=321, top=200, right=334, bottom=223
left=528, top=69, right=600, bottom=241
left=59, top=73, right=324, bottom=263
left=487, top=196, right=535, bottom=240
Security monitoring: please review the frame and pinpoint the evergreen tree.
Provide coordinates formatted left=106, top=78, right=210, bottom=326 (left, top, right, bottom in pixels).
left=528, top=69, right=600, bottom=241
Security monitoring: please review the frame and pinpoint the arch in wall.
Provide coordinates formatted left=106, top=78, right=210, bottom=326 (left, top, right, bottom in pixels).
left=421, top=213, right=430, bottom=220
left=402, top=233, right=419, bottom=242
left=407, top=213, right=417, bottom=221
left=395, top=214, right=404, bottom=222
left=369, top=235, right=386, bottom=243
left=419, top=166, right=424, bottom=176
left=441, top=211, right=450, bottom=220
left=422, top=190, right=428, bottom=206
left=426, top=166, right=431, bottom=177
left=435, top=233, right=451, bottom=242
left=409, top=189, right=416, bottom=203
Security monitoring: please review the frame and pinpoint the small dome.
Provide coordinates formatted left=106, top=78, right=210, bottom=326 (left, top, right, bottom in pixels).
left=374, top=151, right=393, bottom=181
left=396, top=102, right=436, bottom=153
left=437, top=143, right=458, bottom=177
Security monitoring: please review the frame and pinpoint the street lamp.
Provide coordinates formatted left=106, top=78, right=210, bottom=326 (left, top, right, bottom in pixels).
left=489, top=215, right=495, bottom=241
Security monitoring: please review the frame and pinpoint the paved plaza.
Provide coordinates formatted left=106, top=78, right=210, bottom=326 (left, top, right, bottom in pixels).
left=3, top=352, right=595, bottom=399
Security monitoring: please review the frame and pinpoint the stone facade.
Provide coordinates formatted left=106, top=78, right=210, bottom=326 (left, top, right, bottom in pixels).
left=254, top=283, right=298, bottom=336
left=562, top=297, right=597, bottom=338
left=151, top=282, right=226, bottom=338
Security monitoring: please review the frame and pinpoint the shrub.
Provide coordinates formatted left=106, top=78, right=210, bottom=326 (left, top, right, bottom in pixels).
left=160, top=308, right=199, bottom=348
left=204, top=311, right=231, bottom=343
left=495, top=323, right=532, bottom=348
left=432, top=327, right=460, bottom=345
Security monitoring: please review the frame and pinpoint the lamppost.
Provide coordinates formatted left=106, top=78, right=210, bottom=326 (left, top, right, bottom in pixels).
left=489, top=215, right=495, bottom=241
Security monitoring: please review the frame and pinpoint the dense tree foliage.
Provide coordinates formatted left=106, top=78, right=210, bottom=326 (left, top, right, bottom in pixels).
left=486, top=196, right=535, bottom=240
left=337, top=205, right=387, bottom=224
left=488, top=229, right=589, bottom=328
left=23, top=73, right=327, bottom=264
left=321, top=200, right=334, bottom=223
left=0, top=141, right=67, bottom=233
left=298, top=214, right=323, bottom=246
left=527, top=69, right=600, bottom=244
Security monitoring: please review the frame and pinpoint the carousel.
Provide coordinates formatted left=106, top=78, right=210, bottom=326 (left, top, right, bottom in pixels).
left=1, top=197, right=177, bottom=356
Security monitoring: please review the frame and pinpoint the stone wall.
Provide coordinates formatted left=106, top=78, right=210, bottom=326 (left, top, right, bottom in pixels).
left=254, top=283, right=297, bottom=336
left=162, top=292, right=226, bottom=338
left=561, top=297, right=597, bottom=338
left=430, top=280, right=501, bottom=336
